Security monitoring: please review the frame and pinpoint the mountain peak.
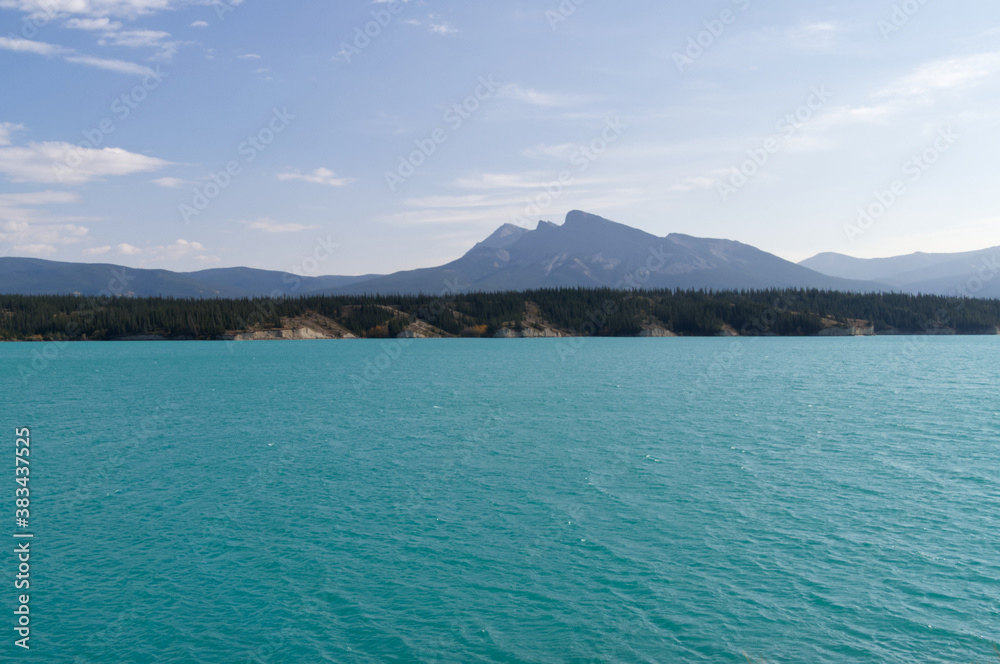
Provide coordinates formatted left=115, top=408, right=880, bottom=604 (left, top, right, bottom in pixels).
left=563, top=210, right=616, bottom=228
left=560, top=210, right=654, bottom=239
left=473, top=223, right=530, bottom=251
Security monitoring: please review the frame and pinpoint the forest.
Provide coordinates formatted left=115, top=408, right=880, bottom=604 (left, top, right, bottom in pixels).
left=1, top=288, right=999, bottom=341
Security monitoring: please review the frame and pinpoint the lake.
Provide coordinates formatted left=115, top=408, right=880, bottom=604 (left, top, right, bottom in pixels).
left=2, top=337, right=998, bottom=662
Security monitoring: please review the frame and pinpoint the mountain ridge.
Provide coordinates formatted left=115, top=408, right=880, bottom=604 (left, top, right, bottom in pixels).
left=2, top=211, right=996, bottom=298
left=800, top=246, right=1000, bottom=298
left=329, top=211, right=879, bottom=295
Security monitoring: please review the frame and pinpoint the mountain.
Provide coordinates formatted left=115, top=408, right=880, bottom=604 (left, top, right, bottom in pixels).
left=472, top=223, right=530, bottom=250
left=0, top=257, right=376, bottom=298
left=0, top=210, right=905, bottom=298
left=800, top=246, right=1000, bottom=298
left=331, top=211, right=879, bottom=294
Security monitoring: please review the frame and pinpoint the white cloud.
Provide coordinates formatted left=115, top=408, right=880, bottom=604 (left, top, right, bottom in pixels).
left=0, top=35, right=158, bottom=74
left=190, top=20, right=208, bottom=27
left=787, top=22, right=838, bottom=50
left=64, top=17, right=123, bottom=30
left=99, top=28, right=179, bottom=60
left=657, top=50, right=1000, bottom=205
left=245, top=218, right=318, bottom=233
left=402, top=193, right=531, bottom=210
left=63, top=54, right=158, bottom=75
left=403, top=13, right=457, bottom=36
left=0, top=190, right=79, bottom=208
left=520, top=142, right=578, bottom=160
left=808, top=49, right=1000, bottom=135
left=276, top=167, right=354, bottom=187
left=379, top=169, right=638, bottom=230
left=158, top=239, right=203, bottom=258
left=380, top=185, right=646, bottom=229
left=818, top=103, right=897, bottom=126
left=428, top=22, right=456, bottom=35
left=63, top=14, right=182, bottom=60
left=453, top=172, right=580, bottom=190
left=0, top=36, right=64, bottom=55
left=0, top=122, right=25, bottom=146
left=105, top=239, right=215, bottom=262
left=0, top=0, right=179, bottom=19
left=239, top=53, right=260, bottom=59
left=0, top=190, right=89, bottom=255
left=498, top=83, right=591, bottom=108
left=876, top=50, right=1000, bottom=100
left=0, top=139, right=171, bottom=184
left=380, top=207, right=527, bottom=227
left=82, top=245, right=112, bottom=255
left=151, top=176, right=189, bottom=188
left=145, top=238, right=218, bottom=263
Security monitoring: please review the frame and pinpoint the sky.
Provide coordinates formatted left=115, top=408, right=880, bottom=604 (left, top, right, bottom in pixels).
left=2, top=0, right=1000, bottom=276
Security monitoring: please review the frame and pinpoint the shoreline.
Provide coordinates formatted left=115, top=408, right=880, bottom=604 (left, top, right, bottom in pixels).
left=2, top=327, right=998, bottom=343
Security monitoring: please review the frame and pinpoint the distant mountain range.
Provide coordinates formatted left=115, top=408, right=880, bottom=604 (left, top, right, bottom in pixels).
left=0, top=210, right=996, bottom=298
left=799, top=247, right=1000, bottom=299
left=0, top=259, right=378, bottom=298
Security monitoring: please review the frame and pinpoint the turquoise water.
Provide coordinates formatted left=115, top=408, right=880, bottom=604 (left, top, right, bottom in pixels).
left=2, top=337, right=998, bottom=663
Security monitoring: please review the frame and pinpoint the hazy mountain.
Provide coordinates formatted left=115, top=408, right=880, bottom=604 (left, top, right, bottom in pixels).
left=0, top=258, right=376, bottom=298
left=800, top=247, right=1000, bottom=298
left=332, top=211, right=879, bottom=294
left=0, top=211, right=946, bottom=298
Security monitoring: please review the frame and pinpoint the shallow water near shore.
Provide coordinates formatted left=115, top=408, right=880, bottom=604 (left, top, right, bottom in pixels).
left=2, top=337, right=998, bottom=663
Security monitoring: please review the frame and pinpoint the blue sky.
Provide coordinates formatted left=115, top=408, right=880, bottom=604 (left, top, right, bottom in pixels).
left=2, top=0, right=1000, bottom=275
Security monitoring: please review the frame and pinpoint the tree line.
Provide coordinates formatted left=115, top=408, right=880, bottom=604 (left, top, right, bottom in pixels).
left=0, top=288, right=999, bottom=340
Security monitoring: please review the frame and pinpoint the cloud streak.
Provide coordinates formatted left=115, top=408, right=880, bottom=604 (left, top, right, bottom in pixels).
left=498, top=83, right=594, bottom=108
left=245, top=218, right=319, bottom=233
left=0, top=135, right=171, bottom=184
left=0, top=35, right=159, bottom=75
left=0, top=190, right=89, bottom=255
left=276, top=167, right=354, bottom=187
left=0, top=0, right=180, bottom=19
